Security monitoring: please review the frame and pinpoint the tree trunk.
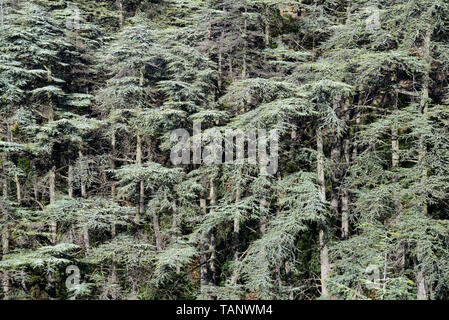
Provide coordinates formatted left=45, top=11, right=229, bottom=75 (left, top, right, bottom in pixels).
left=2, top=224, right=9, bottom=300
left=199, top=198, right=211, bottom=298
left=392, top=90, right=402, bottom=217
left=231, top=187, right=241, bottom=284
left=110, top=133, right=117, bottom=236
left=33, top=163, right=39, bottom=202
left=317, top=127, right=329, bottom=297
left=416, top=18, right=433, bottom=301
left=0, top=0, right=4, bottom=27
left=67, top=165, right=76, bottom=244
left=2, top=154, right=7, bottom=199
left=110, top=134, right=118, bottom=297
left=218, top=32, right=224, bottom=90
left=116, top=0, right=124, bottom=28
left=2, top=153, right=9, bottom=300
left=152, top=205, right=162, bottom=252
left=264, top=5, right=270, bottom=46
left=229, top=58, right=233, bottom=83
left=172, top=204, right=181, bottom=274
left=233, top=187, right=241, bottom=262
left=14, top=174, right=20, bottom=204
left=68, top=165, right=73, bottom=198
left=242, top=4, right=248, bottom=79
left=78, top=151, right=90, bottom=255
left=208, top=178, right=217, bottom=286
left=49, top=166, right=57, bottom=245
left=136, top=135, right=144, bottom=224
left=341, top=102, right=351, bottom=239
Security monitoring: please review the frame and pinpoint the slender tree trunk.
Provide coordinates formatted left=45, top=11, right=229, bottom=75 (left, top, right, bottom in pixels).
left=208, top=179, right=217, bottom=286
left=78, top=151, right=90, bottom=255
left=32, top=163, right=39, bottom=202
left=352, top=103, right=361, bottom=160
left=330, top=142, right=340, bottom=218
left=79, top=151, right=87, bottom=198
left=330, top=100, right=341, bottom=224
left=0, top=0, right=4, bottom=27
left=242, top=4, right=248, bottom=79
left=152, top=205, right=162, bottom=252
left=67, top=164, right=76, bottom=244
left=2, top=154, right=7, bottom=199
left=416, top=19, right=433, bottom=301
left=68, top=165, right=73, bottom=198
left=110, top=136, right=118, bottom=298
left=2, top=152, right=9, bottom=299
left=229, top=58, right=233, bottom=83
left=14, top=174, right=20, bottom=204
left=172, top=204, right=181, bottom=274
left=136, top=135, right=144, bottom=224
left=317, top=127, right=329, bottom=297
left=230, top=187, right=241, bottom=285
left=199, top=198, right=211, bottom=298
left=49, top=166, right=56, bottom=245
left=233, top=187, right=241, bottom=262
left=264, top=5, right=270, bottom=46
left=341, top=102, right=350, bottom=239
left=110, top=133, right=117, bottom=235
left=116, top=0, right=123, bottom=28
left=2, top=224, right=9, bottom=300
left=218, top=32, right=224, bottom=90
left=392, top=90, right=402, bottom=217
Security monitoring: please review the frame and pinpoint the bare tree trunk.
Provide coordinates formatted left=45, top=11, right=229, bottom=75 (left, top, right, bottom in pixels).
left=2, top=224, right=9, bottom=300
left=330, top=100, right=341, bottom=226
left=199, top=198, right=211, bottom=298
left=416, top=244, right=427, bottom=300
left=341, top=102, right=351, bottom=239
left=229, top=58, right=233, bottom=83
left=317, top=127, right=329, bottom=297
left=392, top=90, right=402, bottom=218
left=233, top=188, right=241, bottom=262
left=2, top=154, right=7, bottom=199
left=78, top=151, right=90, bottom=255
left=330, top=142, right=340, bottom=218
left=2, top=152, right=9, bottom=299
left=116, top=0, right=123, bottom=28
left=49, top=166, right=56, bottom=245
left=231, top=187, right=241, bottom=285
left=14, top=174, right=20, bottom=204
left=0, top=0, right=4, bottom=27
left=172, top=204, right=181, bottom=274
left=242, top=4, right=248, bottom=79
left=110, top=133, right=117, bottom=235
left=79, top=151, right=87, bottom=198
left=152, top=205, right=162, bottom=252
left=68, top=165, right=73, bottom=198
left=352, top=106, right=361, bottom=160
left=218, top=32, right=224, bottom=90
left=67, top=164, right=76, bottom=243
left=32, top=163, right=39, bottom=202
left=208, top=178, right=217, bottom=286
left=415, top=20, right=433, bottom=301
left=136, top=135, right=144, bottom=224
left=264, top=5, right=270, bottom=46
left=110, top=134, right=118, bottom=297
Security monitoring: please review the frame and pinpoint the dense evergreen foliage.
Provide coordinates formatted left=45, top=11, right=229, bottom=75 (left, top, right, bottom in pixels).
left=1, top=0, right=449, bottom=300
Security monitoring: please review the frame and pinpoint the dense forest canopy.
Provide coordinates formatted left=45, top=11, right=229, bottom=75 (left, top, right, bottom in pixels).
left=1, top=0, right=449, bottom=300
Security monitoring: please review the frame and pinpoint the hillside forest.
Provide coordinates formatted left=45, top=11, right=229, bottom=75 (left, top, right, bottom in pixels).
left=1, top=0, right=449, bottom=300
